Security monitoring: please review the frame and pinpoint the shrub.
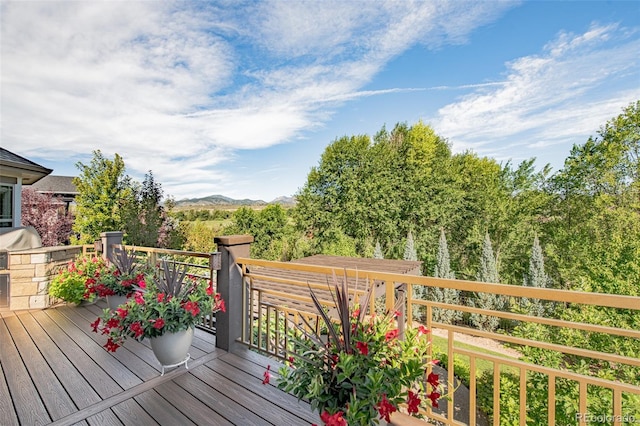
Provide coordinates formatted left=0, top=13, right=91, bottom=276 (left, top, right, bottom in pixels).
left=49, top=255, right=108, bottom=304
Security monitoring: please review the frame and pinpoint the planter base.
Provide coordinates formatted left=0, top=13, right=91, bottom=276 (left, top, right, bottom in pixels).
left=159, top=353, right=191, bottom=376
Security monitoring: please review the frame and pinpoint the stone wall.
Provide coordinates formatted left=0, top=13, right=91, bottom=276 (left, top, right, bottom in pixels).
left=7, top=246, right=82, bottom=310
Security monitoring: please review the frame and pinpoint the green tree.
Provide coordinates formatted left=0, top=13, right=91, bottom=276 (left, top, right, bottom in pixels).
left=72, top=151, right=131, bottom=244
left=295, top=122, right=453, bottom=260
left=373, top=240, right=383, bottom=259
left=521, top=235, right=549, bottom=316
left=431, top=229, right=461, bottom=324
left=225, top=205, right=303, bottom=260
left=470, top=233, right=506, bottom=332
left=121, top=171, right=164, bottom=247
left=403, top=230, right=417, bottom=261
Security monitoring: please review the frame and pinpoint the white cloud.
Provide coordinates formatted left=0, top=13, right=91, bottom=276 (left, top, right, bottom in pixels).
left=432, top=23, right=640, bottom=162
left=1, top=0, right=516, bottom=199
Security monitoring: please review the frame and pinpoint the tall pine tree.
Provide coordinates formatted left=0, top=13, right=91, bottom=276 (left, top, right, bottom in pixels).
left=373, top=240, right=384, bottom=259
left=522, top=235, right=549, bottom=316
left=431, top=229, right=461, bottom=324
left=470, top=233, right=506, bottom=331
left=403, top=230, right=417, bottom=261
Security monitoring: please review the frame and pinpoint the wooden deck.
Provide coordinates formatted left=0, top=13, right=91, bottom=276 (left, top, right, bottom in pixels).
left=0, top=301, right=320, bottom=426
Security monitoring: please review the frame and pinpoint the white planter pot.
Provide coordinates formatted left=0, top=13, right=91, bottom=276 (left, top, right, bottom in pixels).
left=106, top=294, right=129, bottom=310
left=150, top=326, right=194, bottom=375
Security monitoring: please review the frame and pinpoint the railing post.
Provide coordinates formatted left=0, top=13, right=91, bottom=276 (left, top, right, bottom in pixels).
left=100, top=231, right=123, bottom=263
left=214, top=235, right=254, bottom=352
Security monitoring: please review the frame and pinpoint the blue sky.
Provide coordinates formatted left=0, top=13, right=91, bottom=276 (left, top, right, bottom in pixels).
left=2, top=1, right=639, bottom=202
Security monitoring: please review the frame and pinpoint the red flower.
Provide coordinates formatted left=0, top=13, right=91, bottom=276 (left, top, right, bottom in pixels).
left=136, top=274, right=146, bottom=288
left=418, top=325, right=430, bottom=335
left=262, top=365, right=271, bottom=385
left=90, top=318, right=101, bottom=333
left=134, top=292, right=145, bottom=305
left=206, top=282, right=214, bottom=296
left=407, top=390, right=420, bottom=414
left=355, top=341, right=369, bottom=356
left=351, top=308, right=360, bottom=318
left=427, top=372, right=439, bottom=388
left=116, top=307, right=128, bottom=318
left=152, top=318, right=165, bottom=329
left=104, top=338, right=120, bottom=352
left=376, top=394, right=397, bottom=422
left=184, top=301, right=200, bottom=316
left=105, top=318, right=120, bottom=329
left=129, top=321, right=144, bottom=338
left=428, top=391, right=440, bottom=408
left=215, top=297, right=226, bottom=313
left=320, top=411, right=346, bottom=426
left=393, top=310, right=401, bottom=318
left=385, top=329, right=399, bottom=341
left=157, top=293, right=165, bottom=303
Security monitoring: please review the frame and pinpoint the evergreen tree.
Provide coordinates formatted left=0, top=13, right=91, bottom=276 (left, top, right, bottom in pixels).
left=121, top=171, right=172, bottom=247
left=431, top=229, right=461, bottom=324
left=477, top=232, right=499, bottom=283
left=403, top=230, right=417, bottom=261
left=434, top=229, right=455, bottom=279
left=373, top=240, right=384, bottom=259
left=522, top=235, right=549, bottom=316
left=470, top=232, right=506, bottom=331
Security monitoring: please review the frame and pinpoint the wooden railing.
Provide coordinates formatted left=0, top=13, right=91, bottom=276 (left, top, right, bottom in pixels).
left=236, top=257, right=640, bottom=426
left=84, top=243, right=222, bottom=333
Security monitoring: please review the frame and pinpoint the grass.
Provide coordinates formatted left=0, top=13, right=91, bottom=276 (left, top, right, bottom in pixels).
left=429, top=334, right=520, bottom=385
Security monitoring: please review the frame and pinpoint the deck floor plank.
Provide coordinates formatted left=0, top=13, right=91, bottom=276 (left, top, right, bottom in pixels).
left=56, top=305, right=161, bottom=381
left=0, top=357, right=19, bottom=426
left=84, top=409, right=123, bottom=426
left=17, top=312, right=108, bottom=411
left=189, top=359, right=313, bottom=425
left=153, top=379, right=234, bottom=426
left=206, top=354, right=319, bottom=424
left=2, top=305, right=319, bottom=426
left=111, top=398, right=158, bottom=425
left=39, top=308, right=144, bottom=389
left=134, top=390, right=197, bottom=426
left=171, top=369, right=271, bottom=426
left=24, top=310, right=124, bottom=400
left=3, top=314, right=77, bottom=421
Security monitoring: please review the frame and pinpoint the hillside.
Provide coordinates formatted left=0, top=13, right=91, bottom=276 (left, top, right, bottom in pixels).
left=175, top=194, right=295, bottom=208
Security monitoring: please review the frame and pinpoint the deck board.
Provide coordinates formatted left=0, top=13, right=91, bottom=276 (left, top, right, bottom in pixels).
left=153, top=380, right=234, bottom=426
left=134, top=390, right=198, bottom=426
left=17, top=313, right=106, bottom=411
left=0, top=355, right=19, bottom=426
left=0, top=316, right=54, bottom=425
left=1, top=304, right=321, bottom=426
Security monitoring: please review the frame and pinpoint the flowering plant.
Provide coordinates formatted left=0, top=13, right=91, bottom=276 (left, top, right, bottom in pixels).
left=268, top=275, right=443, bottom=425
left=91, top=260, right=225, bottom=352
left=49, top=254, right=109, bottom=304
left=84, top=247, right=146, bottom=298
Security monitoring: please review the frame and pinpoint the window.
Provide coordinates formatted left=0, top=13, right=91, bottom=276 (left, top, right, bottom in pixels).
left=0, top=185, right=13, bottom=228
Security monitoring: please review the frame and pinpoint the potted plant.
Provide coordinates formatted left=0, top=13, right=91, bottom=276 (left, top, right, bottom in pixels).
left=264, top=274, right=445, bottom=425
left=91, top=260, right=225, bottom=374
left=84, top=247, right=147, bottom=309
left=49, top=254, right=109, bottom=305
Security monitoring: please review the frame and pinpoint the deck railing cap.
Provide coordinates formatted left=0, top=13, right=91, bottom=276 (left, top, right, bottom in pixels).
left=215, top=235, right=254, bottom=246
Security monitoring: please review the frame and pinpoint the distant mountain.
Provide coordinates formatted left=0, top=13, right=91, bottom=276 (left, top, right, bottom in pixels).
left=270, top=196, right=296, bottom=206
left=175, top=194, right=296, bottom=207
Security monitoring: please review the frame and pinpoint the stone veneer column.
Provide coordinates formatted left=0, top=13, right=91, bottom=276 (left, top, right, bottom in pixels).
left=100, top=231, right=123, bottom=263
left=214, top=235, right=253, bottom=352
left=8, top=246, right=82, bottom=310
